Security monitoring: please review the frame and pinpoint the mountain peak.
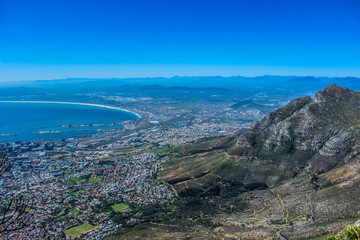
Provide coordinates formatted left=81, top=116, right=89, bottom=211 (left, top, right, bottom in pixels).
left=314, top=84, right=352, bottom=102
left=323, top=83, right=342, bottom=90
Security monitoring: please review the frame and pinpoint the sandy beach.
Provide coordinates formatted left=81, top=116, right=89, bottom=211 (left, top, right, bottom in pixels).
left=0, top=101, right=142, bottom=118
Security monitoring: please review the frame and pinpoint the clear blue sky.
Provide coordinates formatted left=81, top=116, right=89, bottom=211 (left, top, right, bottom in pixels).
left=0, top=0, right=360, bottom=81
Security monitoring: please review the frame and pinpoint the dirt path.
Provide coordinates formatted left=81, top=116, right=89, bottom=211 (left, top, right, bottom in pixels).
left=276, top=229, right=287, bottom=240
left=307, top=192, right=315, bottom=223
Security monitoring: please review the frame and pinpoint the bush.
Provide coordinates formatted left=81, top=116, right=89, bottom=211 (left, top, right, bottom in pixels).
left=327, top=224, right=360, bottom=240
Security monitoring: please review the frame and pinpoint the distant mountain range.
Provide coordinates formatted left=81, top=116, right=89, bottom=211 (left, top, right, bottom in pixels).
left=4, top=75, right=360, bottom=91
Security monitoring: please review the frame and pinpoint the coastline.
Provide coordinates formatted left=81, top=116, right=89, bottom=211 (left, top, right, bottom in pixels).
left=0, top=101, right=142, bottom=118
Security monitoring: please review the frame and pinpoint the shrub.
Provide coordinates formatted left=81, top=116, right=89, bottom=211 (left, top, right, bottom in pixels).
left=327, top=224, right=360, bottom=240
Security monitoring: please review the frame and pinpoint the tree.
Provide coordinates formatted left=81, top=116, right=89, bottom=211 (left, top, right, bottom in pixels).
left=0, top=154, right=34, bottom=233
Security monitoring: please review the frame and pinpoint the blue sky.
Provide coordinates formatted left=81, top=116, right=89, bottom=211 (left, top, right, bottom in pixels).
left=0, top=0, right=360, bottom=81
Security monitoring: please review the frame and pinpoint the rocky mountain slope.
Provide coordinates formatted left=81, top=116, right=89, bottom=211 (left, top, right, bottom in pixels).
left=153, top=84, right=360, bottom=239
left=158, top=84, right=360, bottom=194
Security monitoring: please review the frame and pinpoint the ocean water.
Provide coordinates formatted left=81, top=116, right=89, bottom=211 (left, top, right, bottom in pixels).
left=0, top=102, right=139, bottom=141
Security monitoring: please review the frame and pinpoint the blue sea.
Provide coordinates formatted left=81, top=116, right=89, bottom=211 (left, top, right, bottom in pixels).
left=0, top=102, right=139, bottom=141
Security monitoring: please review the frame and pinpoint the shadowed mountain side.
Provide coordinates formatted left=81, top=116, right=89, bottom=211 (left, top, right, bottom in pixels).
left=158, top=84, right=360, bottom=196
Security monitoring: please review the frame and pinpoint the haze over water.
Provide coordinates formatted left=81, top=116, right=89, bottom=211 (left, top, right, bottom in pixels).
left=0, top=102, right=138, bottom=141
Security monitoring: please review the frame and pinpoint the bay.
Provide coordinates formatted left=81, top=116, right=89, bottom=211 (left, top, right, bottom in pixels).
left=0, top=101, right=139, bottom=141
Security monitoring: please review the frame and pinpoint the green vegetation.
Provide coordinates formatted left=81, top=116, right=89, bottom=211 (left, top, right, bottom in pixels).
left=88, top=177, right=103, bottom=183
left=111, top=203, right=129, bottom=212
left=71, top=190, right=85, bottom=195
left=2, top=200, right=11, bottom=205
left=148, top=144, right=184, bottom=162
left=150, top=145, right=174, bottom=154
left=63, top=177, right=83, bottom=185
left=64, top=223, right=95, bottom=238
left=63, top=175, right=103, bottom=185
left=25, top=207, right=35, bottom=212
left=70, top=209, right=80, bottom=215
left=149, top=144, right=182, bottom=156
left=327, top=224, right=360, bottom=240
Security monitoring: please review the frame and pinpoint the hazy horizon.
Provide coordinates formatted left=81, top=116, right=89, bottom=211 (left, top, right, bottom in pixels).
left=1, top=66, right=360, bottom=83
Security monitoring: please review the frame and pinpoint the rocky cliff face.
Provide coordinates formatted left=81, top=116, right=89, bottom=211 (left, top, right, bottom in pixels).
left=158, top=84, right=360, bottom=194
left=230, top=84, right=360, bottom=174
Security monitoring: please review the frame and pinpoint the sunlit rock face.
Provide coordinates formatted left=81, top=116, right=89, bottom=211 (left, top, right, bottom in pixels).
left=160, top=84, right=360, bottom=195
left=233, top=85, right=360, bottom=169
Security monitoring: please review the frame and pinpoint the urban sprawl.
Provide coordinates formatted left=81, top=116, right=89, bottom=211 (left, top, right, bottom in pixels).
left=0, top=100, right=268, bottom=239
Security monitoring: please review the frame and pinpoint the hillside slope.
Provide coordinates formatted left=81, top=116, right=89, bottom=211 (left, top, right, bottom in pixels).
left=158, top=84, right=360, bottom=195
left=151, top=85, right=360, bottom=239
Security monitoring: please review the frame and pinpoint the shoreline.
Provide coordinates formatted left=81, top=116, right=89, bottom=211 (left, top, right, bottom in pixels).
left=0, top=100, right=142, bottom=118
